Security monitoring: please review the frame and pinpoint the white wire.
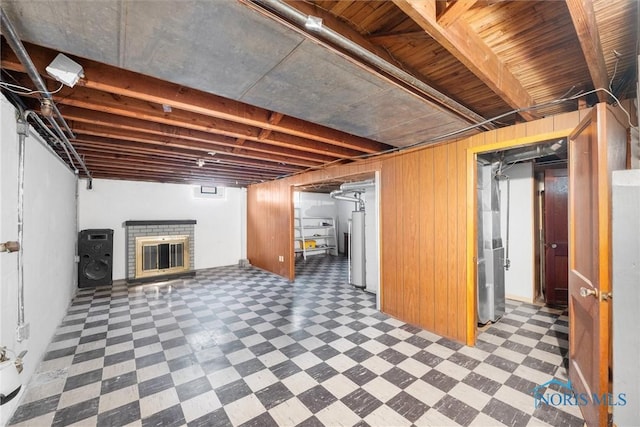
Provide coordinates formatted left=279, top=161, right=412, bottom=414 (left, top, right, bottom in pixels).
left=0, top=80, right=64, bottom=96
left=609, top=55, right=620, bottom=93
left=279, top=86, right=637, bottom=181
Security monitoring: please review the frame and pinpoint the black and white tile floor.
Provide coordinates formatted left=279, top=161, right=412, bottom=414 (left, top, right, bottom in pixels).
left=9, top=256, right=583, bottom=426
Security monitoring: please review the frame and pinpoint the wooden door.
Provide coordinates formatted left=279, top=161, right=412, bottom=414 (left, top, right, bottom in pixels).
left=544, top=168, right=568, bottom=305
left=568, top=103, right=626, bottom=427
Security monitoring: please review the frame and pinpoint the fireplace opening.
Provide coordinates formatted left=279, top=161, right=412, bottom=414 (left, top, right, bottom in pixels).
left=136, top=235, right=189, bottom=279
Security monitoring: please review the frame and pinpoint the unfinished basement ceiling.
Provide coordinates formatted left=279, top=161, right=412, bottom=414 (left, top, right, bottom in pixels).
left=1, top=0, right=637, bottom=186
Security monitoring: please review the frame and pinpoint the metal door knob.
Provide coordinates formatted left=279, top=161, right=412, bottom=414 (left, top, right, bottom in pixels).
left=580, top=287, right=597, bottom=298
left=551, top=243, right=557, bottom=249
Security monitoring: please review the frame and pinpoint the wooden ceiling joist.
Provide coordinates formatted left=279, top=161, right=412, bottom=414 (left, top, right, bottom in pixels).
left=6, top=81, right=364, bottom=160
left=392, top=0, right=538, bottom=121
left=59, top=107, right=331, bottom=165
left=69, top=136, right=299, bottom=173
left=83, top=163, right=262, bottom=185
left=1, top=40, right=389, bottom=154
left=70, top=133, right=302, bottom=173
left=566, top=0, right=609, bottom=102
left=437, top=0, right=478, bottom=28
left=77, top=152, right=279, bottom=181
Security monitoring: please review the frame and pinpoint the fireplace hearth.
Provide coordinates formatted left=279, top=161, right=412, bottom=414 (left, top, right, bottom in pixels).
left=124, top=220, right=196, bottom=282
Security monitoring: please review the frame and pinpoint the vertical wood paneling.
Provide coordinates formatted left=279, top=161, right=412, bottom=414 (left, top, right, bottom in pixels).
left=402, top=153, right=420, bottom=325
left=394, top=157, right=405, bottom=320
left=381, top=159, right=398, bottom=316
left=457, top=139, right=470, bottom=340
left=433, top=145, right=449, bottom=333
left=447, top=142, right=458, bottom=338
left=247, top=111, right=587, bottom=344
left=419, top=149, right=435, bottom=331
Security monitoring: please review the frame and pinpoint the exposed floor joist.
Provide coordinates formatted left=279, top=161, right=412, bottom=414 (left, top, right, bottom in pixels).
left=1, top=41, right=389, bottom=154
left=566, top=0, right=609, bottom=103
left=392, top=0, right=539, bottom=121
left=1, top=0, right=636, bottom=187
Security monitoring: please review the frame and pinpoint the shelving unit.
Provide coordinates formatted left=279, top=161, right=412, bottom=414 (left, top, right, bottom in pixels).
left=294, top=208, right=338, bottom=260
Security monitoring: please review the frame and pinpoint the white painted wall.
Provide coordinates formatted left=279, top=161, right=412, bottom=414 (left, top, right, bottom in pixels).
left=499, top=162, right=535, bottom=302
left=1, top=96, right=77, bottom=425
left=294, top=192, right=338, bottom=219
left=78, top=179, right=245, bottom=280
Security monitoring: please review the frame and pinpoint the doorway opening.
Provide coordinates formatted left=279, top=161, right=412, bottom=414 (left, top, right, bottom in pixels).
left=291, top=172, right=381, bottom=308
left=474, top=137, right=569, bottom=328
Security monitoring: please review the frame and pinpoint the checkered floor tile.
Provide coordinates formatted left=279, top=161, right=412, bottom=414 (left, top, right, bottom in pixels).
left=9, top=256, right=583, bottom=426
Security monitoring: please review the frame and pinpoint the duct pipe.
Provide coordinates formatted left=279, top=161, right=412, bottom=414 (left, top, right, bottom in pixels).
left=330, top=179, right=375, bottom=209
left=330, top=190, right=363, bottom=210
left=330, top=191, right=361, bottom=203
left=495, top=170, right=511, bottom=271
left=340, top=179, right=375, bottom=191
left=1, top=9, right=93, bottom=187
left=249, top=0, right=490, bottom=129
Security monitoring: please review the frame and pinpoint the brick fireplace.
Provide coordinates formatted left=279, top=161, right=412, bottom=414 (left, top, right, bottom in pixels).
left=124, top=220, right=196, bottom=281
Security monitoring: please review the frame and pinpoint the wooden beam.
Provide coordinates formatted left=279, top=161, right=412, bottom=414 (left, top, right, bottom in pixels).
left=81, top=160, right=271, bottom=183
left=57, top=105, right=334, bottom=164
left=1, top=78, right=365, bottom=159
left=76, top=150, right=279, bottom=180
left=71, top=136, right=301, bottom=174
left=1, top=40, right=389, bottom=154
left=437, top=0, right=478, bottom=28
left=257, top=112, right=284, bottom=141
left=566, top=0, right=609, bottom=103
left=68, top=126, right=306, bottom=170
left=88, top=170, right=254, bottom=186
left=392, top=0, right=538, bottom=121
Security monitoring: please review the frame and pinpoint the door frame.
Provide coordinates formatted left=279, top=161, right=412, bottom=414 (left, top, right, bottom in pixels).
left=465, top=129, right=574, bottom=345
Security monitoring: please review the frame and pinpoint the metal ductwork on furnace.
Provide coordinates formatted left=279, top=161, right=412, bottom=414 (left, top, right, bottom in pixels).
left=477, top=163, right=506, bottom=324
left=330, top=180, right=374, bottom=289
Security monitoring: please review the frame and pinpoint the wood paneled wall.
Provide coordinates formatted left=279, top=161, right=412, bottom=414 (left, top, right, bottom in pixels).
left=247, top=108, right=598, bottom=344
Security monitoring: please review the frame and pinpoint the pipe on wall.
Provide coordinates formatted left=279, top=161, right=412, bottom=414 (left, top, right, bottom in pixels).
left=15, top=118, right=27, bottom=338
left=1, top=8, right=93, bottom=187
left=329, top=179, right=375, bottom=210
left=249, top=0, right=491, bottom=129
